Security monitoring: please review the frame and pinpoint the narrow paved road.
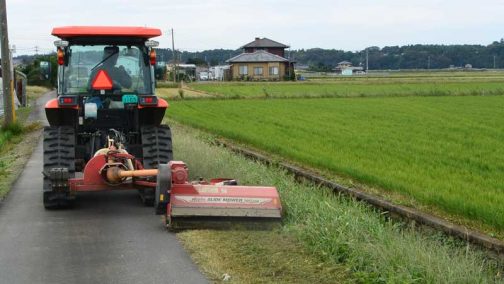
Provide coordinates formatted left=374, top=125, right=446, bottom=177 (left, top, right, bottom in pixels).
left=0, top=92, right=207, bottom=284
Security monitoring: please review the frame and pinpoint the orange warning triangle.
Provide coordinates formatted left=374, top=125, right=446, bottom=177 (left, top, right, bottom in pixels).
left=92, top=69, right=113, bottom=90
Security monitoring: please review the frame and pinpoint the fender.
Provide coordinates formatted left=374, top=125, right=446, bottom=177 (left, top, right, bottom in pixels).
left=45, top=98, right=79, bottom=127
left=138, top=98, right=169, bottom=125
left=45, top=98, right=80, bottom=110
left=137, top=97, right=169, bottom=109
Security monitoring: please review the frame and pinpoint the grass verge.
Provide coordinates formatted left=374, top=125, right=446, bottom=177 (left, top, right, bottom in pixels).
left=0, top=86, right=48, bottom=198
left=179, top=230, right=348, bottom=283
left=0, top=122, right=24, bottom=150
left=0, top=122, right=41, bottom=198
left=25, top=85, right=51, bottom=100
left=170, top=121, right=503, bottom=283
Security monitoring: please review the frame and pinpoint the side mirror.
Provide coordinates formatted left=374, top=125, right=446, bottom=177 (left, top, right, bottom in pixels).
left=54, top=40, right=69, bottom=48
left=145, top=40, right=159, bottom=48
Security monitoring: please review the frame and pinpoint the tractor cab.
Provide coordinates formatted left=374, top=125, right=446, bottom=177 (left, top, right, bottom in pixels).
left=46, top=26, right=167, bottom=166
left=46, top=27, right=166, bottom=125
left=48, top=26, right=165, bottom=126
left=57, top=38, right=154, bottom=97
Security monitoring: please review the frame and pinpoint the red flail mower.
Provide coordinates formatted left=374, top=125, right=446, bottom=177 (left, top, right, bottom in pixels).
left=43, top=26, right=282, bottom=229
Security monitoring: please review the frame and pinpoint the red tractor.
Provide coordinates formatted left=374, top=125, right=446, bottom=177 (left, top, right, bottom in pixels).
left=43, top=26, right=282, bottom=228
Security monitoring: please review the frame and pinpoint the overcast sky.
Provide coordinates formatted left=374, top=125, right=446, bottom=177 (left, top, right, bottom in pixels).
left=7, top=0, right=504, bottom=55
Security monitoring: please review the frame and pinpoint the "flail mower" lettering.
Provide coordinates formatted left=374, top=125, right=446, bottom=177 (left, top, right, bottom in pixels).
left=175, top=196, right=272, bottom=205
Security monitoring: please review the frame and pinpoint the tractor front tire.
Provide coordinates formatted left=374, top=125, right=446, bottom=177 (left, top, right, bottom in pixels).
left=43, top=126, right=76, bottom=209
left=140, top=125, right=173, bottom=206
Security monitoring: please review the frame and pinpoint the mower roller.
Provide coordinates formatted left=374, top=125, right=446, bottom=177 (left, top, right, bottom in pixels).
left=43, top=26, right=282, bottom=229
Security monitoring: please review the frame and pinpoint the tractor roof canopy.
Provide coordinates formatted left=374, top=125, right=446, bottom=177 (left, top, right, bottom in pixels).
left=52, top=26, right=162, bottom=40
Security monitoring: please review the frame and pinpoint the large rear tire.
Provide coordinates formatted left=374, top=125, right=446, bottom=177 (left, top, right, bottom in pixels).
left=140, top=125, right=173, bottom=206
left=141, top=125, right=173, bottom=169
left=43, top=126, right=76, bottom=209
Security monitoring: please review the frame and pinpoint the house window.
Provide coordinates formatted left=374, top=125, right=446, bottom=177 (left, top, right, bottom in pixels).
left=239, top=65, right=248, bottom=75
left=254, top=67, right=263, bottom=75
left=269, top=66, right=279, bottom=75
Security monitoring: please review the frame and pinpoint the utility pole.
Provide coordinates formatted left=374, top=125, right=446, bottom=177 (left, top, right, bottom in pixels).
left=171, top=28, right=177, bottom=83
left=0, top=0, right=15, bottom=126
left=34, top=45, right=38, bottom=55
left=365, top=49, right=369, bottom=72
left=494, top=55, right=497, bottom=69
left=428, top=56, right=431, bottom=70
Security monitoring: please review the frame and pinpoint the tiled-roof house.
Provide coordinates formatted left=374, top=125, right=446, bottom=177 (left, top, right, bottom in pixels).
left=226, top=37, right=294, bottom=80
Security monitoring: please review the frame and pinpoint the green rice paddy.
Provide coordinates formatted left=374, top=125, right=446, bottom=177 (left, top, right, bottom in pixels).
left=189, top=81, right=504, bottom=99
left=167, top=95, right=504, bottom=230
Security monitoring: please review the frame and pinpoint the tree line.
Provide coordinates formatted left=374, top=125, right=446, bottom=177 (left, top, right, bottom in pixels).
left=15, top=39, right=504, bottom=84
left=156, top=39, right=504, bottom=71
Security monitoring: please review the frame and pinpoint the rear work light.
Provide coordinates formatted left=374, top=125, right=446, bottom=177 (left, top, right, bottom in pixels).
left=150, top=49, right=156, bottom=65
left=57, top=48, right=65, bottom=65
left=139, top=96, right=158, bottom=106
left=58, top=96, right=78, bottom=106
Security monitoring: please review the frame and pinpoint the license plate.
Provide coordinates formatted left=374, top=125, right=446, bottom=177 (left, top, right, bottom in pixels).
left=122, top=94, right=138, bottom=104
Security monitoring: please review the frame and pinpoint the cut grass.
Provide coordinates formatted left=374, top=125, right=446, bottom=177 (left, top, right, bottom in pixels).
left=179, top=230, right=348, bottom=283
left=167, top=95, right=504, bottom=232
left=170, top=122, right=503, bottom=283
left=190, top=81, right=504, bottom=99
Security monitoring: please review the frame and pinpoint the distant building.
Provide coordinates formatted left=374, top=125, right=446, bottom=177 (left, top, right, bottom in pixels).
left=226, top=37, right=294, bottom=80
left=336, top=61, right=353, bottom=69
left=210, top=65, right=230, bottom=81
left=166, top=63, right=197, bottom=81
left=333, top=60, right=364, bottom=76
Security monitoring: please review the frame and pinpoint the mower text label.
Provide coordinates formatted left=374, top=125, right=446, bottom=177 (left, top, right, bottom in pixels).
left=175, top=196, right=271, bottom=205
